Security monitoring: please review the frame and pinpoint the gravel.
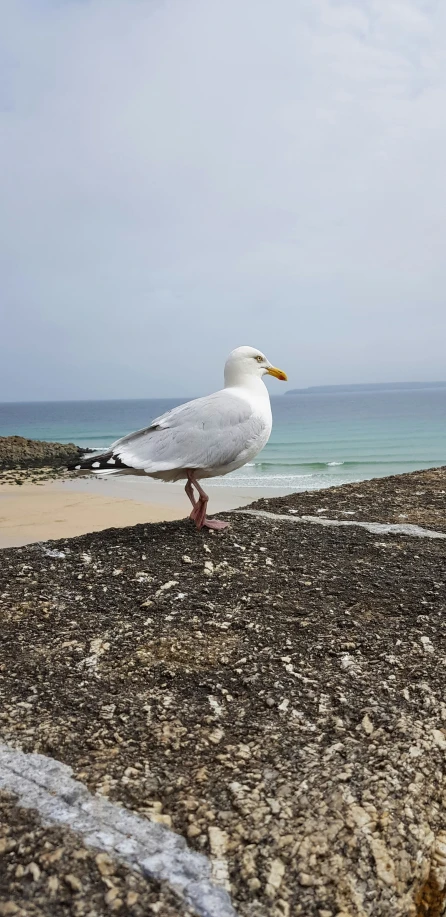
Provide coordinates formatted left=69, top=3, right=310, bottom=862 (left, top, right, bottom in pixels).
left=0, top=790, right=195, bottom=917
left=1, top=467, right=446, bottom=915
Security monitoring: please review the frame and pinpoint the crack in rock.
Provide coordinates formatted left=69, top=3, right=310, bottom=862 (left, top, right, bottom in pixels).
left=238, top=510, right=446, bottom=539
left=0, top=742, right=237, bottom=917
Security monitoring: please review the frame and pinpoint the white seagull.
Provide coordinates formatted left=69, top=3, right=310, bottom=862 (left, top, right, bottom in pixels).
left=72, top=346, right=287, bottom=530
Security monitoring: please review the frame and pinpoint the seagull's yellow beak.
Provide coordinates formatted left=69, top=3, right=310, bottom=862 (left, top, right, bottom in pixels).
left=266, top=366, right=288, bottom=382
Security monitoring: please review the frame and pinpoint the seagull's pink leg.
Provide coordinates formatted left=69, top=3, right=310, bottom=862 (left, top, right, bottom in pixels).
left=185, top=477, right=197, bottom=509
left=185, top=474, right=206, bottom=525
left=185, top=472, right=230, bottom=531
left=185, top=476, right=201, bottom=523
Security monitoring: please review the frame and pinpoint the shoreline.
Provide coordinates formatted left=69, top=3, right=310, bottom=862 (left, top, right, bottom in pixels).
left=0, top=475, right=290, bottom=548
left=0, top=434, right=294, bottom=548
left=1, top=435, right=444, bottom=549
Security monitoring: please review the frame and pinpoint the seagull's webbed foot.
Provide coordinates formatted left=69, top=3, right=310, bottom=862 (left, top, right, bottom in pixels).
left=201, top=518, right=230, bottom=530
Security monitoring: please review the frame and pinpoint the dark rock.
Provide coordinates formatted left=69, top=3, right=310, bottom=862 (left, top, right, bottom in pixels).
left=0, top=436, right=85, bottom=471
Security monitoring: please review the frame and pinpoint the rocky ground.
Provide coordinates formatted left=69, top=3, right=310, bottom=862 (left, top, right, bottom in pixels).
left=0, top=468, right=446, bottom=917
left=0, top=437, right=88, bottom=484
left=251, top=465, right=446, bottom=533
left=0, top=792, right=194, bottom=917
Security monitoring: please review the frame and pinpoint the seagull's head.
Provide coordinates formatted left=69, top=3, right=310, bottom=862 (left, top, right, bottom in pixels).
left=224, top=346, right=287, bottom=387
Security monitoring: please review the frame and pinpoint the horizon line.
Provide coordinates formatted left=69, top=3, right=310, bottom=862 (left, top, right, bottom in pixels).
left=2, top=380, right=446, bottom=405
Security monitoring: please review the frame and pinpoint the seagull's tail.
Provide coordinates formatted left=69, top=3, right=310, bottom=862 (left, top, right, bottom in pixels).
left=68, top=451, right=130, bottom=475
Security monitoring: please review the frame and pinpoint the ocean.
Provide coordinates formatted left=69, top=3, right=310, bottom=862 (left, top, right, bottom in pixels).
left=1, top=389, right=445, bottom=491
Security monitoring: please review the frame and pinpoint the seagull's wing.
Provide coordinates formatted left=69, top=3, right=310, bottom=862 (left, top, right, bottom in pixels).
left=107, top=390, right=265, bottom=472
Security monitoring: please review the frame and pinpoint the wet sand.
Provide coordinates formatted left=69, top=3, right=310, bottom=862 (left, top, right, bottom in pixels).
left=0, top=475, right=287, bottom=548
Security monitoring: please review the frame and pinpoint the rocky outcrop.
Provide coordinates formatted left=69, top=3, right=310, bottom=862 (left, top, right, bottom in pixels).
left=0, top=436, right=85, bottom=470
left=0, top=468, right=445, bottom=916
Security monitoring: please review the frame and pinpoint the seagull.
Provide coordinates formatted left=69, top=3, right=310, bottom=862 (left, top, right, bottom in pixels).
left=71, top=346, right=287, bottom=530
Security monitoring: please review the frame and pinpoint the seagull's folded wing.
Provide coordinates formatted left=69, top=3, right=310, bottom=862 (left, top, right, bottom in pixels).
left=108, top=390, right=264, bottom=472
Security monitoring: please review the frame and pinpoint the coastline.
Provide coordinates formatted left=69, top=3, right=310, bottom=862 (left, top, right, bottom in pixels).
left=1, top=434, right=444, bottom=548
left=0, top=435, right=293, bottom=547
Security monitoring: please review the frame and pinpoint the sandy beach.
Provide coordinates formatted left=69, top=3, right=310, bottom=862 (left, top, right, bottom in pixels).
left=0, top=475, right=284, bottom=548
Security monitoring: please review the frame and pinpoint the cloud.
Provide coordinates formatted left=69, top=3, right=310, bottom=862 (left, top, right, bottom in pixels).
left=1, top=0, right=446, bottom=399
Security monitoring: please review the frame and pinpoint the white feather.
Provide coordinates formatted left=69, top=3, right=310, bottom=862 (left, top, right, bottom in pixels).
left=80, top=346, right=283, bottom=483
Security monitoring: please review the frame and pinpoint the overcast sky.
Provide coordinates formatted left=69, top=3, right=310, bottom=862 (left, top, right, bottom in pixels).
left=1, top=0, right=446, bottom=400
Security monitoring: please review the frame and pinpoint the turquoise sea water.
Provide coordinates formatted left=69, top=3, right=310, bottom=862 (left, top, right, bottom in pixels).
left=0, top=389, right=445, bottom=491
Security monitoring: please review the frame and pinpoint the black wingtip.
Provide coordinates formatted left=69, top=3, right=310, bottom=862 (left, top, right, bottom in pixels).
left=68, top=452, right=130, bottom=472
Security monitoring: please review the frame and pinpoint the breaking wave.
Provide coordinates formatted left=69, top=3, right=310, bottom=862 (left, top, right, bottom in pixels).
left=246, top=459, right=429, bottom=469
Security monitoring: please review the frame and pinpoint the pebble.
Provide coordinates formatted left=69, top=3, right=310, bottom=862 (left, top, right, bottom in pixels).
left=266, top=858, right=285, bottom=897
left=64, top=873, right=83, bottom=892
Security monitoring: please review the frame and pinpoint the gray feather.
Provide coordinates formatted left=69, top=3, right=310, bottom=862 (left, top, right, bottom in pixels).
left=108, top=390, right=262, bottom=472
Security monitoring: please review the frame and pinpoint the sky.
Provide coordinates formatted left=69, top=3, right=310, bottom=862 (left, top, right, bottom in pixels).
left=1, top=0, right=446, bottom=400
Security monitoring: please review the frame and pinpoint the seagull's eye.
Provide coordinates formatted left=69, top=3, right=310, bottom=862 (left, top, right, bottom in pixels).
left=255, top=355, right=264, bottom=363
